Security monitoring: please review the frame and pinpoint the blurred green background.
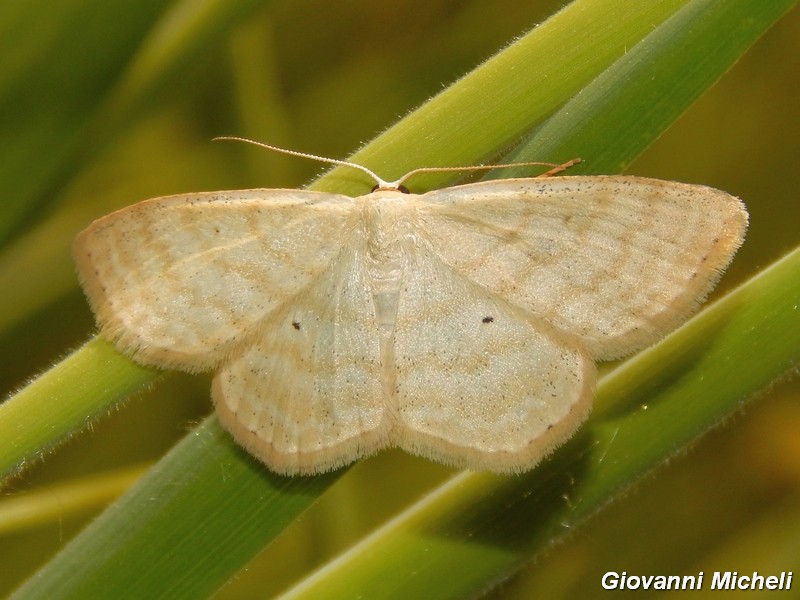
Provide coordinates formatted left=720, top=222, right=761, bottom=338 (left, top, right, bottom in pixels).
left=1, top=0, right=798, bottom=597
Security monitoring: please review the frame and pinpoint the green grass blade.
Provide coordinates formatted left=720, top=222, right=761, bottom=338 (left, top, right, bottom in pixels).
left=279, top=246, right=800, bottom=600
left=497, top=0, right=796, bottom=173
left=307, top=0, right=692, bottom=195
left=10, top=418, right=343, bottom=599
left=0, top=337, right=159, bottom=481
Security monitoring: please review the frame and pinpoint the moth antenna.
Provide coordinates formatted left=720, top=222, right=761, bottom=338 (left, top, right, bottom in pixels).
left=214, top=136, right=581, bottom=190
left=213, top=136, right=394, bottom=189
left=392, top=158, right=583, bottom=187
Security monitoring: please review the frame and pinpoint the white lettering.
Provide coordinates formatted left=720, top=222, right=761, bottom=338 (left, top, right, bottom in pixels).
left=642, top=575, right=657, bottom=589
left=712, top=571, right=733, bottom=589
left=601, top=572, right=619, bottom=590
left=653, top=576, right=671, bottom=590
left=681, top=573, right=702, bottom=590
left=602, top=572, right=707, bottom=591
left=602, top=570, right=791, bottom=591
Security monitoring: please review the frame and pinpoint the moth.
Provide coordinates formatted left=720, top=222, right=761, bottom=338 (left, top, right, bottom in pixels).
left=74, top=139, right=748, bottom=475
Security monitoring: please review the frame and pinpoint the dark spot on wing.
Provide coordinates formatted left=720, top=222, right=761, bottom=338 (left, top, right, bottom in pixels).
left=482, top=316, right=494, bottom=323
left=292, top=321, right=301, bottom=330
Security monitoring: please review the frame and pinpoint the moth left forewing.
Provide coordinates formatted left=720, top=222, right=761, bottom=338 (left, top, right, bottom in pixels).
left=74, top=189, right=356, bottom=372
left=416, top=176, right=747, bottom=361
